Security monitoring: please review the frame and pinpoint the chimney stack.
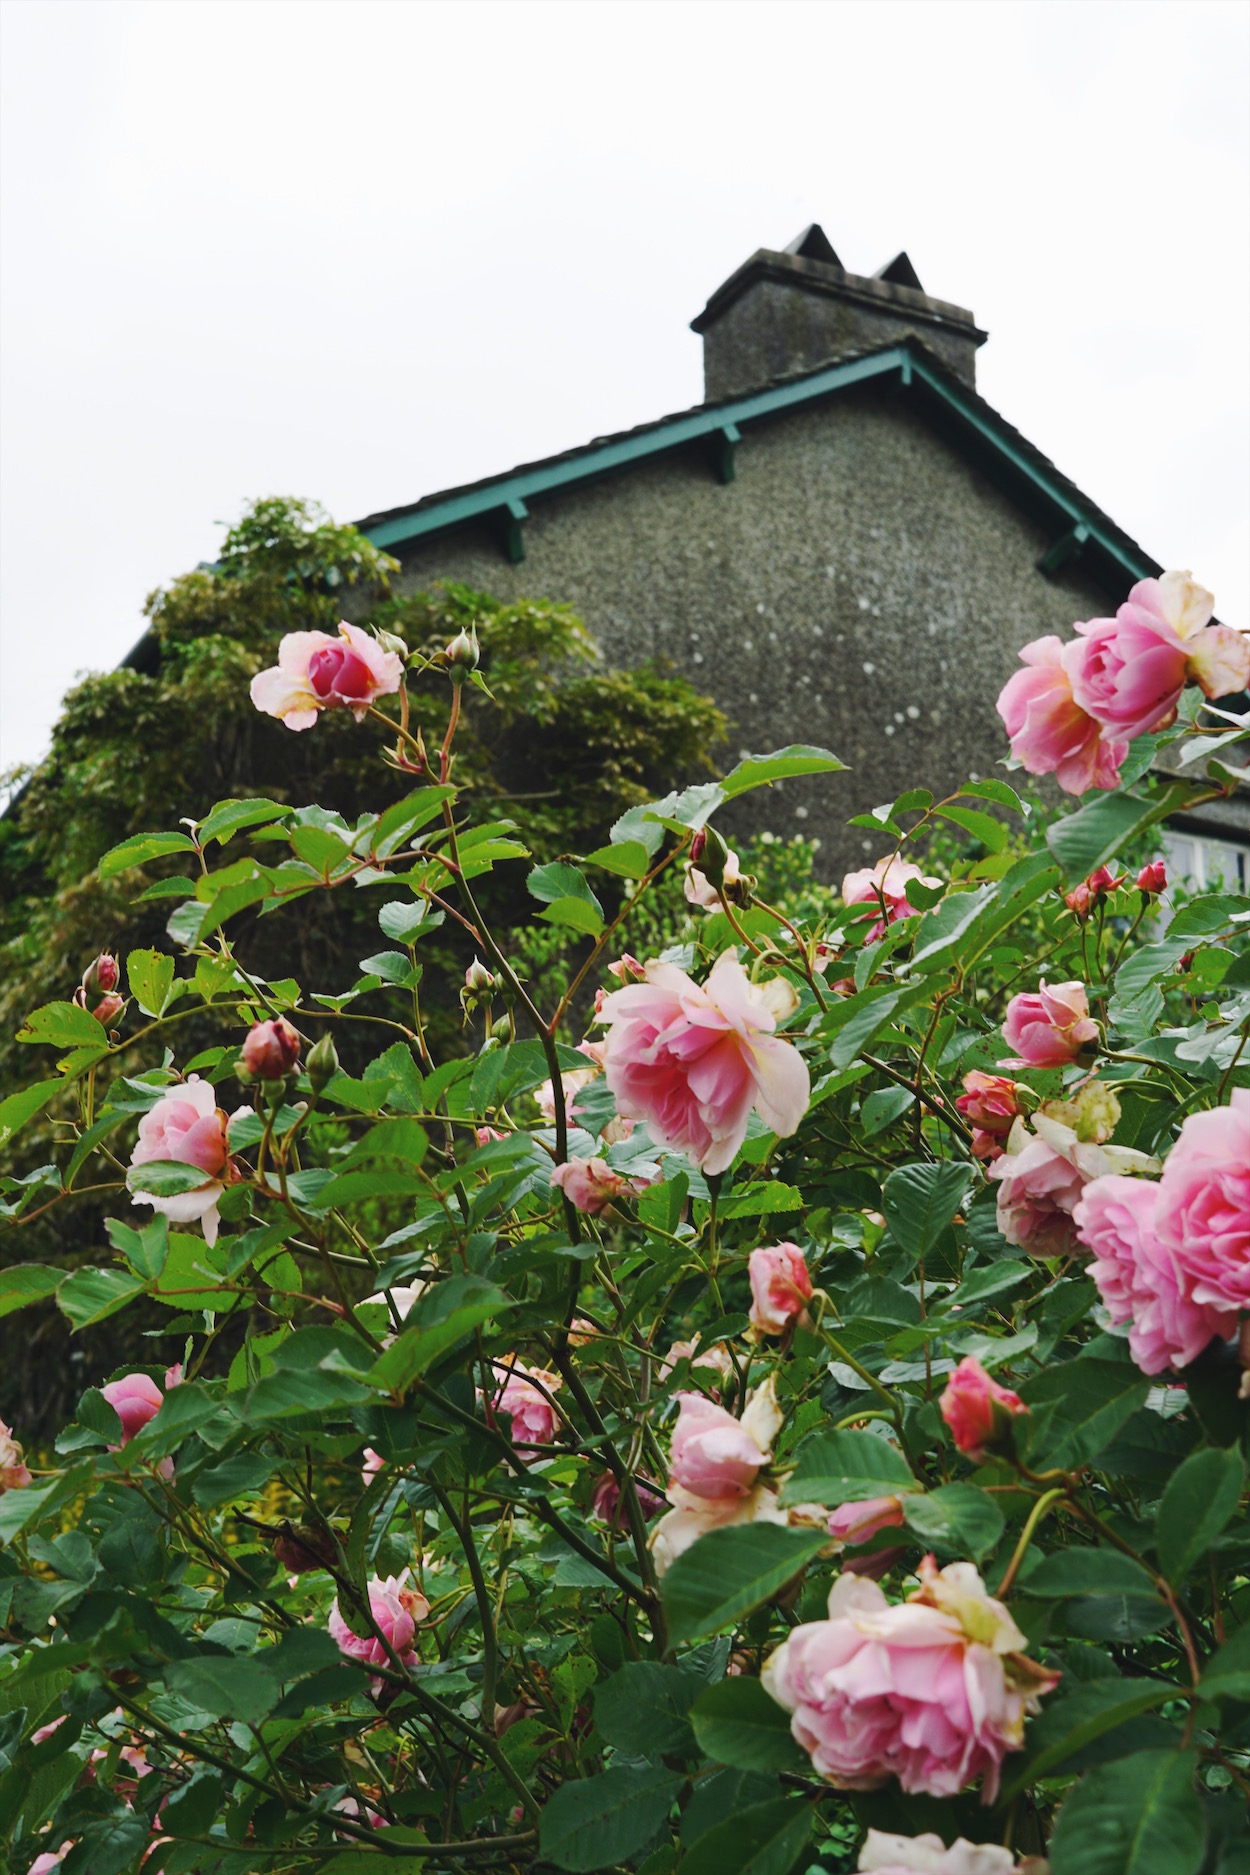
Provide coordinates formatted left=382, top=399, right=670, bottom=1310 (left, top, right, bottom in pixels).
left=692, top=225, right=987, bottom=402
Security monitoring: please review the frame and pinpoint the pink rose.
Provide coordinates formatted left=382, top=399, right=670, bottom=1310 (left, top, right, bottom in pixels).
left=1000, top=980, right=1097, bottom=1068
left=1155, top=1092, right=1250, bottom=1317
left=100, top=1372, right=165, bottom=1444
left=669, top=1385, right=779, bottom=1500
left=955, top=1073, right=1021, bottom=1139
left=858, top=1829, right=1023, bottom=1875
left=475, top=1125, right=505, bottom=1145
left=1186, top=621, right=1250, bottom=698
left=361, top=1447, right=385, bottom=1488
left=762, top=1561, right=1055, bottom=1801
left=492, top=1361, right=561, bottom=1446
left=599, top=952, right=809, bottom=1175
left=1135, top=860, right=1167, bottom=895
left=328, top=1573, right=428, bottom=1690
left=0, top=1417, right=32, bottom=1492
left=1068, top=604, right=1191, bottom=741
left=748, top=1242, right=814, bottom=1334
left=240, top=1017, right=301, bottom=1079
left=1073, top=1174, right=1234, bottom=1373
left=591, top=1470, right=666, bottom=1529
left=989, top=1125, right=1088, bottom=1257
left=650, top=1482, right=790, bottom=1575
left=28, top=1844, right=75, bottom=1875
left=939, top=1357, right=1028, bottom=1459
left=250, top=622, right=404, bottom=731
left=842, top=856, right=941, bottom=942
left=127, top=1076, right=233, bottom=1247
left=827, top=1496, right=906, bottom=1546
left=607, top=954, right=646, bottom=983
left=996, top=636, right=1126, bottom=796
left=551, top=1156, right=651, bottom=1215
left=1064, top=864, right=1126, bottom=919
left=658, top=1338, right=735, bottom=1389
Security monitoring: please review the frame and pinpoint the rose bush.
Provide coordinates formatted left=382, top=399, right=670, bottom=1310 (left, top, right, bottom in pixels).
left=0, top=571, right=1247, bottom=1874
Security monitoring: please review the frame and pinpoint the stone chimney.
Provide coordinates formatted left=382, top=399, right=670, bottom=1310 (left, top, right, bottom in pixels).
left=691, top=225, right=987, bottom=402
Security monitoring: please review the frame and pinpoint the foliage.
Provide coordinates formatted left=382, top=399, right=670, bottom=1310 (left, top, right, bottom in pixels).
left=0, top=587, right=1247, bottom=1875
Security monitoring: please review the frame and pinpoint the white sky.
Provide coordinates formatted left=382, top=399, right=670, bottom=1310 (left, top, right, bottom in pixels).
left=1, top=0, right=1247, bottom=776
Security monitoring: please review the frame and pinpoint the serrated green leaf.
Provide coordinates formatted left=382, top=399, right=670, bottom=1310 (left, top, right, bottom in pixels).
left=721, top=745, right=846, bottom=798
left=539, top=895, right=604, bottom=937
left=1155, top=1444, right=1245, bottom=1586
left=16, top=1002, right=108, bottom=1052
left=164, top=1655, right=280, bottom=1725
left=662, top=1524, right=830, bottom=1644
left=198, top=797, right=293, bottom=845
left=779, top=1430, right=917, bottom=1507
left=98, top=829, right=197, bottom=879
left=56, top=1266, right=146, bottom=1329
left=882, top=1161, right=969, bottom=1261
left=584, top=840, right=651, bottom=879
left=903, top=1483, right=1004, bottom=1560
left=369, top=1276, right=513, bottom=1393
left=690, top=1677, right=808, bottom=1773
left=125, top=948, right=176, bottom=1017
left=594, top=1662, right=698, bottom=1756
left=679, top=1796, right=812, bottom=1875
left=0, top=1264, right=63, bottom=1320
left=538, top=1765, right=684, bottom=1872
left=0, top=1079, right=62, bottom=1150
left=1048, top=1748, right=1203, bottom=1875
left=1025, top=1547, right=1158, bottom=1598
left=937, top=805, right=1008, bottom=852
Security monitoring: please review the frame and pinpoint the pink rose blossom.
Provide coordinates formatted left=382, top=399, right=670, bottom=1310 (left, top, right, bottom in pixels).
left=28, top=1843, right=75, bottom=1874
left=607, top=953, right=646, bottom=983
left=361, top=1447, right=385, bottom=1488
left=990, top=1124, right=1089, bottom=1256
left=996, top=635, right=1126, bottom=795
left=241, top=1017, right=301, bottom=1079
left=1000, top=980, right=1097, bottom=1068
left=0, top=1417, right=32, bottom=1492
left=669, top=1379, right=781, bottom=1500
left=827, top=1496, right=907, bottom=1546
left=1067, top=572, right=1247, bottom=738
left=100, top=1373, right=165, bottom=1444
left=939, top=1357, right=1027, bottom=1459
left=842, top=857, right=941, bottom=941
left=492, top=1361, right=562, bottom=1446
left=650, top=1482, right=790, bottom=1575
left=1064, top=864, right=1126, bottom=920
left=599, top=952, right=809, bottom=1175
left=858, top=1829, right=1022, bottom=1875
left=591, top=1470, right=666, bottom=1529
left=328, top=1573, right=428, bottom=1690
left=127, top=1076, right=233, bottom=1247
left=250, top=622, right=404, bottom=731
left=1186, top=621, right=1250, bottom=697
left=657, top=1338, right=735, bottom=1388
left=1155, top=1091, right=1250, bottom=1317
left=1135, top=860, right=1167, bottom=895
left=551, top=1156, right=652, bottom=1215
left=1073, top=1174, right=1234, bottom=1373
left=762, top=1560, right=1055, bottom=1801
left=475, top=1125, right=505, bottom=1145
left=955, top=1073, right=1021, bottom=1143
left=748, top=1242, right=814, bottom=1334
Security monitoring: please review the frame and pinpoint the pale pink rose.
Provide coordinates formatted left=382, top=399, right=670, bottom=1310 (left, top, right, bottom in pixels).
left=127, top=1076, right=232, bottom=1247
left=1186, top=622, right=1250, bottom=698
left=492, top=1361, right=561, bottom=1446
left=685, top=845, right=742, bottom=909
left=827, top=1496, right=906, bottom=1546
left=1068, top=603, right=1191, bottom=741
left=658, top=1337, right=735, bottom=1388
left=651, top=1482, right=790, bottom=1575
left=749, top=1242, right=814, bottom=1334
left=599, top=951, right=809, bottom=1175
left=250, top=622, right=404, bottom=731
left=0, top=1418, right=32, bottom=1492
left=1000, top=980, right=1097, bottom=1068
left=30, top=1716, right=67, bottom=1747
left=551, top=1156, right=652, bottom=1215
left=328, top=1573, right=427, bottom=1690
left=1135, top=861, right=1167, bottom=894
left=164, top=1362, right=184, bottom=1389
left=939, top=1357, right=1028, bottom=1459
left=1073, top=1174, right=1234, bottom=1373
left=762, top=1562, right=1054, bottom=1801
left=100, top=1372, right=164, bottom=1444
left=1155, top=1091, right=1250, bottom=1317
left=990, top=1125, right=1088, bottom=1257
left=534, top=1066, right=598, bottom=1124
left=361, top=1447, right=385, bottom=1488
left=669, top=1389, right=775, bottom=1500
left=842, top=857, right=941, bottom=942
left=241, top=1016, right=301, bottom=1079
left=858, top=1828, right=1021, bottom=1875
left=475, top=1125, right=505, bottom=1145
left=955, top=1073, right=1021, bottom=1139
left=997, top=636, right=1126, bottom=795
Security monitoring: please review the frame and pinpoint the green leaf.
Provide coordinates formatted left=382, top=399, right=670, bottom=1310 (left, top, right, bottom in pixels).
left=0, top=1463, right=94, bottom=1545
left=98, top=829, right=197, bottom=878
left=882, top=1161, right=969, bottom=1262
left=317, top=1168, right=431, bottom=1209
left=198, top=797, right=293, bottom=844
left=1003, top=1679, right=1182, bottom=1796
left=1048, top=1749, right=1204, bottom=1875
left=584, top=840, right=651, bottom=879
left=369, top=785, right=457, bottom=859
left=290, top=824, right=351, bottom=873
left=164, top=1655, right=280, bottom=1726
left=527, top=861, right=603, bottom=914
left=56, top=1266, right=146, bottom=1329
left=1025, top=1548, right=1158, bottom=1598
left=1168, top=892, right=1250, bottom=937
left=105, top=1214, right=169, bottom=1280
left=16, top=1002, right=108, bottom=1052
left=720, top=1182, right=802, bottom=1218
left=721, top=745, right=846, bottom=798
left=1047, top=784, right=1196, bottom=883
left=1199, top=1621, right=1250, bottom=1702
left=1021, top=1360, right=1150, bottom=1470
left=779, top=1430, right=916, bottom=1507
left=191, top=1454, right=276, bottom=1508
left=903, top=1484, right=1005, bottom=1560
left=0, top=1264, right=63, bottom=1320
left=961, top=777, right=1028, bottom=814
left=594, top=1663, right=698, bottom=1756
left=0, top=1079, right=62, bottom=1150
left=152, top=1233, right=227, bottom=1309
left=126, top=1160, right=212, bottom=1196
left=538, top=1764, right=684, bottom=1872
left=163, top=1770, right=226, bottom=1838
left=946, top=1261, right=1030, bottom=1310
left=860, top=1086, right=915, bottom=1138
left=124, top=948, right=175, bottom=1017
left=690, top=1678, right=808, bottom=1773
left=937, top=805, right=1008, bottom=852
left=1156, top=1445, right=1245, bottom=1586
left=662, top=1524, right=830, bottom=1645
left=377, top=898, right=440, bottom=943
left=679, top=1797, right=812, bottom=1875
left=539, top=895, right=605, bottom=938
left=369, top=1276, right=513, bottom=1393
left=909, top=885, right=996, bottom=971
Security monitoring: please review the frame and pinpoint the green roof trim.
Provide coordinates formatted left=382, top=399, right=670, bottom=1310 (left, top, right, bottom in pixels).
left=357, top=341, right=1158, bottom=595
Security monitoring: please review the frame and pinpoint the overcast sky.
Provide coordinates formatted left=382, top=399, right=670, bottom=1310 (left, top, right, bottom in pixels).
left=1, top=0, right=1246, bottom=777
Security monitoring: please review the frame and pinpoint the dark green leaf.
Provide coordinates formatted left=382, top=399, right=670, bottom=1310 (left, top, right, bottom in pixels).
left=860, top=1086, right=915, bottom=1138
left=1048, top=1749, right=1204, bottom=1875
left=679, top=1797, right=812, bottom=1875
left=1026, top=1548, right=1158, bottom=1599
left=690, top=1677, right=808, bottom=1773
left=1199, top=1621, right=1250, bottom=1702
left=903, top=1484, right=1004, bottom=1560
left=538, top=1764, right=683, bottom=1872
left=662, top=1525, right=829, bottom=1645
left=0, top=1264, right=62, bottom=1320
left=882, top=1161, right=970, bottom=1262
left=1048, top=784, right=1197, bottom=883
left=1155, top=1445, right=1245, bottom=1586
left=163, top=1770, right=225, bottom=1837
left=527, top=861, right=603, bottom=912
left=16, top=1002, right=108, bottom=1052
left=369, top=1276, right=513, bottom=1393
left=594, top=1663, right=698, bottom=1756
left=165, top=1656, right=280, bottom=1725
left=1021, top=1359, right=1150, bottom=1470
left=198, top=797, right=292, bottom=844
left=1004, top=1679, right=1181, bottom=1796
left=780, top=1430, right=916, bottom=1506
left=937, top=805, right=1008, bottom=852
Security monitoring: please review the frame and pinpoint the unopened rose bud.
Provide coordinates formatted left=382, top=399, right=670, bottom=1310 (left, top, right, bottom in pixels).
left=445, top=624, right=480, bottom=682
left=464, top=957, right=495, bottom=994
left=241, top=1016, right=302, bottom=1080
left=307, top=1033, right=339, bottom=1093
left=1136, top=861, right=1167, bottom=895
left=689, top=828, right=707, bottom=866
left=91, top=992, right=125, bottom=1027
left=81, top=951, right=120, bottom=999
left=374, top=627, right=409, bottom=660
left=489, top=1014, right=512, bottom=1043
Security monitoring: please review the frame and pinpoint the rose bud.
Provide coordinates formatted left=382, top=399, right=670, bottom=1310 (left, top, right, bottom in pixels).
left=307, top=1033, right=340, bottom=1093
left=956, top=1072, right=1021, bottom=1140
left=939, top=1356, right=1028, bottom=1460
left=607, top=953, right=646, bottom=984
left=241, top=1017, right=302, bottom=1081
left=826, top=1496, right=906, bottom=1547
left=1001, top=980, right=1098, bottom=1068
left=91, top=992, right=126, bottom=1028
left=100, top=1373, right=165, bottom=1445
left=445, top=623, right=480, bottom=680
left=748, top=1243, right=814, bottom=1335
left=81, top=952, right=120, bottom=999
left=1136, top=861, right=1167, bottom=895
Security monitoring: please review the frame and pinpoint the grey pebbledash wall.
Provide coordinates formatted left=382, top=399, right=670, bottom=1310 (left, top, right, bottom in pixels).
left=387, top=385, right=1109, bottom=879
